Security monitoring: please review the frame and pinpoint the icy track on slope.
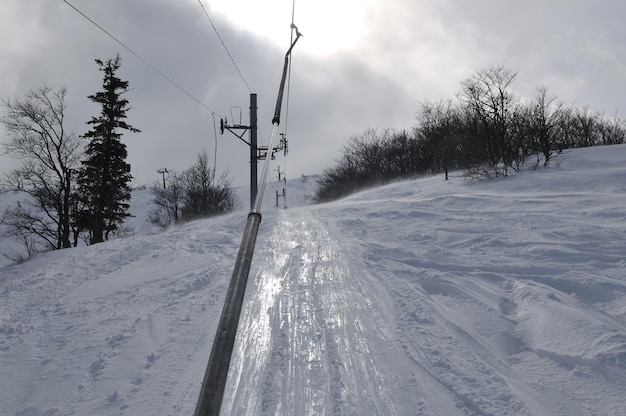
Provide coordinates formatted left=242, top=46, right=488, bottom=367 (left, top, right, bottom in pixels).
left=224, top=211, right=414, bottom=415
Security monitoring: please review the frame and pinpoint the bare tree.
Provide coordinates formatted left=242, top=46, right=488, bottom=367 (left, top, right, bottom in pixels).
left=572, top=105, right=598, bottom=148
left=149, top=171, right=183, bottom=228
left=527, top=87, right=561, bottom=165
left=417, top=100, right=462, bottom=180
left=149, top=150, right=237, bottom=229
left=596, top=112, right=626, bottom=146
left=180, top=150, right=236, bottom=221
left=458, top=66, right=519, bottom=176
left=1, top=85, right=82, bottom=260
left=0, top=202, right=53, bottom=262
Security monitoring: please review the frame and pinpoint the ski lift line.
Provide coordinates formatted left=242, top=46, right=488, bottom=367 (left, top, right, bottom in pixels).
left=282, top=2, right=297, bottom=146
left=283, top=38, right=294, bottom=137
left=193, top=24, right=302, bottom=416
left=193, top=210, right=261, bottom=416
left=61, top=0, right=222, bottom=118
left=271, top=27, right=302, bottom=126
left=196, top=0, right=253, bottom=93
left=254, top=26, right=301, bottom=213
left=281, top=0, right=298, bottom=205
left=268, top=0, right=296, bottom=210
left=285, top=0, right=298, bottom=126
left=252, top=123, right=279, bottom=212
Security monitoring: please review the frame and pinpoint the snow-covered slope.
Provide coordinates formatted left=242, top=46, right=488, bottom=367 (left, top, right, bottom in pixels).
left=1, top=146, right=625, bottom=415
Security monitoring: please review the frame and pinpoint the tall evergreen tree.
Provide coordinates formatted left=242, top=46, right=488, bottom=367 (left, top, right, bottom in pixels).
left=78, top=55, right=140, bottom=244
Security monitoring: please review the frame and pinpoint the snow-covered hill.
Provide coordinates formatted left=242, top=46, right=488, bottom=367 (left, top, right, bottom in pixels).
left=1, top=146, right=625, bottom=415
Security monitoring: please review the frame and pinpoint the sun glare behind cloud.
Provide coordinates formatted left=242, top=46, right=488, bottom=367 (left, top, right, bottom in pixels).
left=206, top=0, right=375, bottom=55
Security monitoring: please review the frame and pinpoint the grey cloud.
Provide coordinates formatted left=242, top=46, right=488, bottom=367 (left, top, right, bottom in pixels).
left=2, top=0, right=624, bottom=190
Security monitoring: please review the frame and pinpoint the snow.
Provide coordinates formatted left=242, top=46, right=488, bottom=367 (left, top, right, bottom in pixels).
left=1, top=146, right=626, bottom=415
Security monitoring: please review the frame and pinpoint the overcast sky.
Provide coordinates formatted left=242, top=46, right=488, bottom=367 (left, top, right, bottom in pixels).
left=1, top=0, right=624, bottom=189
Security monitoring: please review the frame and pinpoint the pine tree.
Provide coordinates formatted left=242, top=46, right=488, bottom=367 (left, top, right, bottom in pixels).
left=77, top=55, right=140, bottom=244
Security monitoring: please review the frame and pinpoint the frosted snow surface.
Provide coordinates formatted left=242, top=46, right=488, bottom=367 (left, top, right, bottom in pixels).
left=1, top=145, right=626, bottom=415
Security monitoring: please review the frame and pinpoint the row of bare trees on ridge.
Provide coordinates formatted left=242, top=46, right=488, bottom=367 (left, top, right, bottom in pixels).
left=315, top=66, right=625, bottom=202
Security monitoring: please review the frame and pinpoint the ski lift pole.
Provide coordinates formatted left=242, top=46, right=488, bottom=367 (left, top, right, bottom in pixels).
left=194, top=26, right=302, bottom=416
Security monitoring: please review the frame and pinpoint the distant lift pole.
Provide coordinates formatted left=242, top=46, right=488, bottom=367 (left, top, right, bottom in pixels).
left=194, top=25, right=302, bottom=416
left=157, top=168, right=168, bottom=189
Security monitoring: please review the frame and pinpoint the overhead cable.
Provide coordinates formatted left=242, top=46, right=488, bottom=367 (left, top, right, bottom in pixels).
left=196, top=0, right=253, bottom=93
left=61, top=0, right=221, bottom=117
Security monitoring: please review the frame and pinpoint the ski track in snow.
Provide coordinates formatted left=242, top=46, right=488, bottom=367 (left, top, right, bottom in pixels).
left=224, top=210, right=414, bottom=415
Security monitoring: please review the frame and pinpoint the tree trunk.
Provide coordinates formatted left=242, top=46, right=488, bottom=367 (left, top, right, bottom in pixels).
left=62, top=171, right=72, bottom=248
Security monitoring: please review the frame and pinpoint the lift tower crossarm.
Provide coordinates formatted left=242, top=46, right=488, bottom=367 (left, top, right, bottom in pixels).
left=220, top=118, right=251, bottom=146
left=219, top=94, right=258, bottom=210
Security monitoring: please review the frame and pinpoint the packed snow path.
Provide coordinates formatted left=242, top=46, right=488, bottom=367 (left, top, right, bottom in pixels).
left=224, top=211, right=409, bottom=415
